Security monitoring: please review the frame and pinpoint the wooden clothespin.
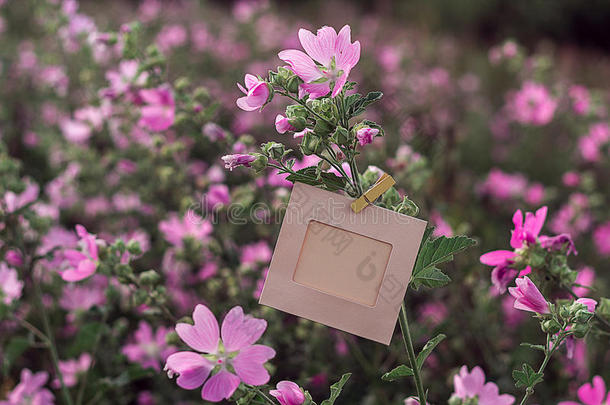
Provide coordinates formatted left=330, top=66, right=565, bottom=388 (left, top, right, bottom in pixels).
left=351, top=173, right=396, bottom=213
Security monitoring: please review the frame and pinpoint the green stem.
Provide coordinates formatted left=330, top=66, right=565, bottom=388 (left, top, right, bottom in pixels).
left=399, top=303, right=427, bottom=405
left=250, top=386, right=276, bottom=404
left=518, top=333, right=561, bottom=405
left=33, top=278, right=75, bottom=405
left=76, top=310, right=109, bottom=405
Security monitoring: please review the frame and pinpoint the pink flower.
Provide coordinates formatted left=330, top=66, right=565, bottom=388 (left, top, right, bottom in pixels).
left=479, top=249, right=518, bottom=292
left=0, top=263, right=23, bottom=305
left=59, top=225, right=99, bottom=282
left=221, top=154, right=256, bottom=171
left=236, top=74, right=270, bottom=111
left=5, top=250, right=23, bottom=267
left=569, top=85, right=591, bottom=116
left=430, top=211, right=453, bottom=237
left=206, top=184, right=230, bottom=210
left=122, top=322, right=176, bottom=371
left=559, top=376, right=610, bottom=405
left=510, top=81, right=557, bottom=126
left=138, top=85, right=175, bottom=132
left=356, top=127, right=379, bottom=146
left=158, top=212, right=213, bottom=248
left=508, top=276, right=549, bottom=314
left=576, top=298, right=597, bottom=313
left=563, top=172, right=581, bottom=187
left=52, top=353, right=92, bottom=388
left=293, top=127, right=313, bottom=139
left=452, top=366, right=515, bottom=405
left=164, top=304, right=275, bottom=402
left=279, top=25, right=360, bottom=99
left=574, top=267, right=595, bottom=297
left=240, top=241, right=272, bottom=267
left=275, top=114, right=295, bottom=134
left=60, top=118, right=92, bottom=143
left=0, top=369, right=54, bottom=405
left=105, top=60, right=148, bottom=97
left=593, top=222, right=610, bottom=256
left=3, top=179, right=39, bottom=212
left=510, top=206, right=547, bottom=249
left=269, top=381, right=305, bottom=405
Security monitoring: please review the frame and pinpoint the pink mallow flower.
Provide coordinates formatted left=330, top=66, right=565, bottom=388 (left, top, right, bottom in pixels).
left=52, top=353, right=92, bottom=388
left=164, top=304, right=275, bottom=402
left=138, top=85, right=175, bottom=132
left=269, top=381, right=305, bottom=405
left=236, top=74, right=270, bottom=111
left=122, top=321, right=176, bottom=371
left=0, top=369, right=54, bottom=405
left=510, top=81, right=557, bottom=126
left=105, top=60, right=148, bottom=97
left=356, top=127, right=379, bottom=146
left=559, top=376, right=610, bottom=405
left=451, top=366, right=515, bottom=405
left=0, top=263, right=23, bottom=304
left=279, top=25, right=360, bottom=99
left=510, top=206, right=547, bottom=249
left=508, top=276, right=549, bottom=314
left=221, top=154, right=256, bottom=171
left=59, top=225, right=99, bottom=282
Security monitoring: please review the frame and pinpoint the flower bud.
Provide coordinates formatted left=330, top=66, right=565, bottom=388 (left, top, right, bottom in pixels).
left=571, top=323, right=588, bottom=339
left=288, top=117, right=307, bottom=132
left=395, top=196, right=420, bottom=217
left=139, top=270, right=161, bottom=286
left=262, top=142, right=285, bottom=160
left=541, top=319, right=561, bottom=334
left=331, top=126, right=350, bottom=145
left=174, top=77, right=191, bottom=91
left=286, top=104, right=308, bottom=119
left=250, top=154, right=269, bottom=173
left=574, top=309, right=594, bottom=324
left=126, top=240, right=142, bottom=256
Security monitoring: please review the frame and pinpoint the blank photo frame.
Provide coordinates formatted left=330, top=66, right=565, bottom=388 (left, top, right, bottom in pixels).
left=259, top=182, right=427, bottom=344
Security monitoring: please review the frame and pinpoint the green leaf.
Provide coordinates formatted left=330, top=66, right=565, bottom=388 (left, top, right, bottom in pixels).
left=285, top=166, right=347, bottom=192
left=320, top=373, right=351, bottom=405
left=2, top=337, right=30, bottom=375
left=416, top=334, right=446, bottom=369
left=512, top=363, right=543, bottom=388
left=411, top=267, right=451, bottom=290
left=381, top=365, right=414, bottom=381
left=347, top=92, right=383, bottom=117
left=411, top=234, right=476, bottom=289
left=520, top=343, right=546, bottom=352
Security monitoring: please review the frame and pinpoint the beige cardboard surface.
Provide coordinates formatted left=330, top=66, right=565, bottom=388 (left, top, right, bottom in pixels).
left=259, top=182, right=427, bottom=344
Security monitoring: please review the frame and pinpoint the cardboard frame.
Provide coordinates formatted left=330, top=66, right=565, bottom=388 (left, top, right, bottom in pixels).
left=259, top=182, right=427, bottom=344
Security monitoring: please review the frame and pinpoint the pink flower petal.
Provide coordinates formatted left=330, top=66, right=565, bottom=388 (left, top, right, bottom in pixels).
left=237, top=96, right=258, bottom=111
left=221, top=306, right=267, bottom=352
left=165, top=351, right=213, bottom=390
left=232, top=345, right=276, bottom=385
left=201, top=370, right=240, bottom=402
left=175, top=304, right=220, bottom=353
left=298, top=27, right=335, bottom=67
left=480, top=250, right=516, bottom=266
left=577, top=376, right=606, bottom=405
left=278, top=50, right=323, bottom=83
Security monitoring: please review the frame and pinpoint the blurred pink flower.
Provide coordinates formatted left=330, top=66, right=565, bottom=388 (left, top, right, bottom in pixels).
left=138, top=85, right=175, bottom=132
left=105, top=60, right=148, bottom=97
left=452, top=366, right=514, bottom=405
left=269, top=381, right=305, bottom=405
left=5, top=250, right=23, bottom=267
left=578, top=123, right=610, bottom=162
left=59, top=225, right=99, bottom=282
left=60, top=118, right=92, bottom=143
left=510, top=81, right=557, bottom=125
left=3, top=179, right=39, bottom=212
left=236, top=74, right=270, bottom=111
left=52, top=353, right=92, bottom=388
left=279, top=25, right=360, bottom=98
left=221, top=153, right=256, bottom=170
left=0, top=369, right=54, bottom=405
left=430, top=211, right=453, bottom=237
left=569, top=85, right=591, bottom=116
left=508, top=276, right=549, bottom=314
left=0, top=263, right=23, bottom=305
left=356, top=127, right=379, bottom=146
left=574, top=267, right=595, bottom=297
left=206, top=184, right=230, bottom=210
left=165, top=304, right=275, bottom=402
left=593, top=222, right=610, bottom=256
left=240, top=241, right=272, bottom=267
left=563, top=172, right=581, bottom=187
left=158, top=212, right=212, bottom=248
left=559, top=376, right=610, bottom=405
left=122, top=321, right=176, bottom=371
left=156, top=24, right=187, bottom=52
